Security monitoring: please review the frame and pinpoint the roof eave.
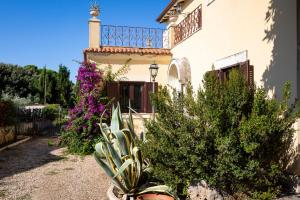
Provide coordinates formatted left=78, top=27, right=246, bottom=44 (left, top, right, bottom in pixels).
left=156, top=0, right=177, bottom=23
left=84, top=47, right=172, bottom=56
left=156, top=0, right=186, bottom=23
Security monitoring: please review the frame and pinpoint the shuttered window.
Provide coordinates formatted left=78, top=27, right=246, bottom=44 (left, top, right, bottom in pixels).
left=107, top=81, right=158, bottom=113
left=208, top=60, right=254, bottom=87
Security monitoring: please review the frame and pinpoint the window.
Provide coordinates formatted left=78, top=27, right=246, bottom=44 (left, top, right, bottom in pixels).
left=207, top=60, right=254, bottom=87
left=120, top=84, right=130, bottom=111
left=107, top=81, right=158, bottom=113
left=119, top=82, right=143, bottom=112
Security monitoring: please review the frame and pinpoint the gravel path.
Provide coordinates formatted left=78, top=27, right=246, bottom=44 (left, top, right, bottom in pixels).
left=0, top=137, right=110, bottom=200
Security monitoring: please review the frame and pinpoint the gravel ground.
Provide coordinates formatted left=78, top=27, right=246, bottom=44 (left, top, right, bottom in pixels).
left=0, top=137, right=110, bottom=200
left=0, top=137, right=299, bottom=200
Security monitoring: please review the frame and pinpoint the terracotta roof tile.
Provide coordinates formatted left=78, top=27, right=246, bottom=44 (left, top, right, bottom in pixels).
left=84, top=46, right=172, bottom=56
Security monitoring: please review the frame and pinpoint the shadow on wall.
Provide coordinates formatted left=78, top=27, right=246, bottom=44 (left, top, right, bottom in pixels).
left=288, top=144, right=300, bottom=174
left=287, top=144, right=300, bottom=194
left=263, top=0, right=300, bottom=182
left=262, top=0, right=297, bottom=100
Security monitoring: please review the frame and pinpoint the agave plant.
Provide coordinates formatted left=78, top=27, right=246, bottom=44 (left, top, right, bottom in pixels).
left=94, top=103, right=174, bottom=198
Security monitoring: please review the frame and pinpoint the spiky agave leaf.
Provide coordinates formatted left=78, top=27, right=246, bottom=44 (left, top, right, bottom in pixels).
left=117, top=102, right=123, bottom=127
left=110, top=103, right=124, bottom=133
left=94, top=152, right=128, bottom=192
left=110, top=106, right=120, bottom=133
left=137, top=185, right=177, bottom=199
left=111, top=130, right=130, bottom=156
left=128, top=107, right=147, bottom=141
left=98, top=110, right=111, bottom=141
left=113, top=158, right=134, bottom=181
left=97, top=142, right=117, bottom=174
left=95, top=143, right=106, bottom=158
left=126, top=101, right=136, bottom=139
left=131, top=147, right=142, bottom=187
left=95, top=104, right=176, bottom=198
left=106, top=140, right=134, bottom=190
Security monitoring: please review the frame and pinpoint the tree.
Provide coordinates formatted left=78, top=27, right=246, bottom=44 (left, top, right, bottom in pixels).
left=0, top=63, right=39, bottom=98
left=36, top=67, right=59, bottom=104
left=57, top=65, right=73, bottom=108
left=0, top=63, right=74, bottom=107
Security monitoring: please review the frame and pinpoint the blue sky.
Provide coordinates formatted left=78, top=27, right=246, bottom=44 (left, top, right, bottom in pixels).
left=0, top=0, right=169, bottom=82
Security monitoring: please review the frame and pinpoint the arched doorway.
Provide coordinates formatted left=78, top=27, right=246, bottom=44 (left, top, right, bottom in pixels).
left=168, top=63, right=181, bottom=91
left=167, top=58, right=191, bottom=92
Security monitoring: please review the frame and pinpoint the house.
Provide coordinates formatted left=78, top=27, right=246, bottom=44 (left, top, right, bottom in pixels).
left=84, top=0, right=300, bottom=179
left=84, top=6, right=171, bottom=115
left=156, top=0, right=300, bottom=182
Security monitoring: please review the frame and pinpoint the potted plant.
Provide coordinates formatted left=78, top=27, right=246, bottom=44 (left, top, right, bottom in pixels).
left=94, top=104, right=176, bottom=200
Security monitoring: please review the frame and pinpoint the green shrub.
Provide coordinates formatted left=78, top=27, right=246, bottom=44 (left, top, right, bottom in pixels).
left=142, top=69, right=299, bottom=199
left=42, top=104, right=60, bottom=121
left=60, top=130, right=103, bottom=155
left=0, top=100, right=16, bottom=127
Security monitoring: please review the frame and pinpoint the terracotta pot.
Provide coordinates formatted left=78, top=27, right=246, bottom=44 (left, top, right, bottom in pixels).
left=136, top=194, right=174, bottom=200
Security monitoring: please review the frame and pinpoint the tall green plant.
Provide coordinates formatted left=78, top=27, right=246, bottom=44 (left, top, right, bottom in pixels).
left=94, top=104, right=175, bottom=198
left=57, top=65, right=73, bottom=108
left=143, top=69, right=299, bottom=199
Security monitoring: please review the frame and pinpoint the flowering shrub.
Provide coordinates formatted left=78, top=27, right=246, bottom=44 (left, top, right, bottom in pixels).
left=61, top=62, right=106, bottom=154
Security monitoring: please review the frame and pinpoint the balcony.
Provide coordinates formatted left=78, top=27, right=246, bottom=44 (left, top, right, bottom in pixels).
left=100, top=25, right=169, bottom=49
left=174, top=5, right=202, bottom=45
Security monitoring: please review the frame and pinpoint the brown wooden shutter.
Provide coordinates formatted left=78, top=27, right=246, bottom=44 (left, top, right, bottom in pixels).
left=107, top=81, right=120, bottom=107
left=206, top=70, right=223, bottom=81
left=239, top=60, right=254, bottom=87
left=206, top=70, right=217, bottom=77
left=248, top=65, right=254, bottom=87
left=143, top=82, right=158, bottom=113
left=219, top=69, right=226, bottom=82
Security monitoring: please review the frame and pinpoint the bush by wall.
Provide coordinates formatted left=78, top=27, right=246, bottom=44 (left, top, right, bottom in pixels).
left=42, top=104, right=60, bottom=121
left=0, top=100, right=16, bottom=127
left=142, top=70, right=299, bottom=199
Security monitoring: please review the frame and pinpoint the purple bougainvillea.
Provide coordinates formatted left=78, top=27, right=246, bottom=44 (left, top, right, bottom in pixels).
left=66, top=62, right=106, bottom=137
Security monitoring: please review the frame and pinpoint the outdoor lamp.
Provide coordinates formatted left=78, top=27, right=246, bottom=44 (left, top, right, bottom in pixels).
left=149, top=63, right=159, bottom=81
left=149, top=63, right=159, bottom=119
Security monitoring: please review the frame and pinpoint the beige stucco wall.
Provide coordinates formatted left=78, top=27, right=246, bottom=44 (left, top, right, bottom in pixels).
left=86, top=53, right=171, bottom=86
left=89, top=19, right=100, bottom=48
left=169, top=0, right=298, bottom=101
left=122, top=113, right=151, bottom=136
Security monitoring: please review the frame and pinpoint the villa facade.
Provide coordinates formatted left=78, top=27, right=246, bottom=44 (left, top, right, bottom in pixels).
left=84, top=0, right=300, bottom=177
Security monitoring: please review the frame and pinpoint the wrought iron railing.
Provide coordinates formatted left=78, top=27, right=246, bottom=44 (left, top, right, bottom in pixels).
left=101, top=25, right=169, bottom=49
left=174, top=5, right=202, bottom=45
